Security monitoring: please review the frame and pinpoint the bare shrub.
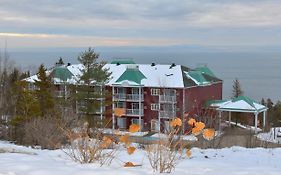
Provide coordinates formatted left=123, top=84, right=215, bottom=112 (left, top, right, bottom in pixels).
left=62, top=122, right=119, bottom=166
left=145, top=125, right=187, bottom=173
left=23, top=110, right=78, bottom=149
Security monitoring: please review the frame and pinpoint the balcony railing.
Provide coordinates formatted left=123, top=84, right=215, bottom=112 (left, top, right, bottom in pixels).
left=159, top=95, right=176, bottom=103
left=126, top=109, right=144, bottom=116
left=159, top=110, right=176, bottom=119
left=54, top=90, right=70, bottom=98
left=114, top=93, right=144, bottom=101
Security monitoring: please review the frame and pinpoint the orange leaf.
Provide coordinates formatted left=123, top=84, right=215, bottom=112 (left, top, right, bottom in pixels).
left=124, top=162, right=135, bottom=167
left=120, top=134, right=131, bottom=145
left=170, top=117, right=182, bottom=127
left=192, top=122, right=205, bottom=136
left=114, top=108, right=125, bottom=117
left=127, top=146, right=136, bottom=155
left=188, top=118, right=196, bottom=126
left=195, top=122, right=205, bottom=131
left=186, top=149, right=192, bottom=158
left=129, top=124, right=140, bottom=133
left=203, top=128, right=215, bottom=141
left=101, top=136, right=112, bottom=148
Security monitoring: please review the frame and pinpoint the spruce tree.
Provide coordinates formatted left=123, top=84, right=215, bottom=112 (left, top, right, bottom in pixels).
left=231, top=78, right=244, bottom=125
left=232, top=78, right=243, bottom=98
left=55, top=57, right=64, bottom=66
left=34, top=64, right=55, bottom=117
left=76, top=48, right=111, bottom=128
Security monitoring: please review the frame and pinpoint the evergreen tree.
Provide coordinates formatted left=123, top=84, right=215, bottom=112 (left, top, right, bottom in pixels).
left=55, top=57, right=64, bottom=66
left=76, top=48, right=111, bottom=128
left=34, top=64, right=55, bottom=117
left=232, top=78, right=243, bottom=98
left=261, top=98, right=266, bottom=106
left=11, top=81, right=41, bottom=124
left=266, top=98, right=274, bottom=110
left=231, top=78, right=244, bottom=125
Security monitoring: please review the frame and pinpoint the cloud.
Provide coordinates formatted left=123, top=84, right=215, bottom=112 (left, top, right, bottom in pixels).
left=0, top=0, right=281, bottom=48
left=0, top=32, right=193, bottom=48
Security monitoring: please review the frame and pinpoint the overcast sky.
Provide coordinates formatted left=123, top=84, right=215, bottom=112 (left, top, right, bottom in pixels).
left=0, top=0, right=281, bottom=49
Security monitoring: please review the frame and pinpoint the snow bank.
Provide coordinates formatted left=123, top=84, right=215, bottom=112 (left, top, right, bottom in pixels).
left=1, top=141, right=281, bottom=175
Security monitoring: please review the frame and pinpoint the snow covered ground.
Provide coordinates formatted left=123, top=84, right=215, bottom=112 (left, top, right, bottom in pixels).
left=257, top=127, right=281, bottom=144
left=1, top=141, right=281, bottom=175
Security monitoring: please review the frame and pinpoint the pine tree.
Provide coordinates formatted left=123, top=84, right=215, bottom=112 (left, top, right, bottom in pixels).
left=231, top=78, right=244, bottom=125
left=266, top=98, right=274, bottom=110
left=261, top=98, right=266, bottom=106
left=76, top=48, right=111, bottom=128
left=55, top=57, right=64, bottom=66
left=34, top=64, right=55, bottom=117
left=232, top=78, right=243, bottom=98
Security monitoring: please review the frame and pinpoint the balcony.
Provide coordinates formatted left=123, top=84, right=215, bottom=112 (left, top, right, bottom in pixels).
left=159, top=110, right=176, bottom=119
left=126, top=109, right=144, bottom=116
left=54, top=90, right=70, bottom=98
left=114, top=93, right=144, bottom=101
left=159, top=95, right=176, bottom=103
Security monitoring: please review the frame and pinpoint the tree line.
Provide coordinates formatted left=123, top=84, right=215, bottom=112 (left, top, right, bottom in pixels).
left=0, top=48, right=111, bottom=148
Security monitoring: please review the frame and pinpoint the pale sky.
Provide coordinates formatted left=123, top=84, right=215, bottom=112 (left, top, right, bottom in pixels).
left=0, top=0, right=281, bottom=49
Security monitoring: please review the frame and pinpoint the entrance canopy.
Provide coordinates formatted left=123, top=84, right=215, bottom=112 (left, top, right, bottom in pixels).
left=209, top=96, right=268, bottom=133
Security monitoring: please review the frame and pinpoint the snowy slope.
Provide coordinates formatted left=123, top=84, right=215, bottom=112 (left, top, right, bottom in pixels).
left=0, top=141, right=281, bottom=175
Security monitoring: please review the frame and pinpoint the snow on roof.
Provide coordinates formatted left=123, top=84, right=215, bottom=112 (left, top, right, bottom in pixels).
left=24, top=63, right=219, bottom=88
left=217, top=96, right=267, bottom=113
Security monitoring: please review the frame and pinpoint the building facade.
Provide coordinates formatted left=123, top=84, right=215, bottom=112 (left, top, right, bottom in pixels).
left=25, top=61, right=223, bottom=132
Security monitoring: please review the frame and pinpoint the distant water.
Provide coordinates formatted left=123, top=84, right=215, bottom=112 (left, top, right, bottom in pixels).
left=7, top=51, right=281, bottom=103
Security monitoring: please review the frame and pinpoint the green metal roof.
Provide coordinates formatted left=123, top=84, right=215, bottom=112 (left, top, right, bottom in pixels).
left=187, top=70, right=209, bottom=85
left=115, top=67, right=146, bottom=85
left=232, top=96, right=255, bottom=108
left=205, top=99, right=228, bottom=107
left=51, top=66, right=73, bottom=81
left=111, top=59, right=135, bottom=64
left=194, top=66, right=216, bottom=77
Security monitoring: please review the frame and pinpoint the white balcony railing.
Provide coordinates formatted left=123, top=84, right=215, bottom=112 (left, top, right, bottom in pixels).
left=159, top=95, right=176, bottom=103
left=159, top=110, right=175, bottom=119
left=114, top=93, right=144, bottom=101
left=126, top=109, right=144, bottom=116
left=54, top=90, right=70, bottom=98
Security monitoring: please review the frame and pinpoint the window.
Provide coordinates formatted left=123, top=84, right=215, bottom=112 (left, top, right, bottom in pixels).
left=131, top=87, right=143, bottom=94
left=163, top=89, right=176, bottom=96
left=131, top=118, right=144, bottom=129
left=116, top=102, right=125, bottom=108
left=117, top=118, right=126, bottom=129
left=151, top=88, right=160, bottom=96
left=151, top=103, right=160, bottom=111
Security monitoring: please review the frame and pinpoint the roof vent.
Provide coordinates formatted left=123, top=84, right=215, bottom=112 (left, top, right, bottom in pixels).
left=151, top=63, right=156, bottom=66
left=169, top=63, right=176, bottom=69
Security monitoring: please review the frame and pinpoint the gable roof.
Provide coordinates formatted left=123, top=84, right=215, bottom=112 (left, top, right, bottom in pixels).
left=114, top=66, right=146, bottom=86
left=25, top=63, right=221, bottom=88
left=216, top=96, right=267, bottom=113
left=51, top=66, right=74, bottom=82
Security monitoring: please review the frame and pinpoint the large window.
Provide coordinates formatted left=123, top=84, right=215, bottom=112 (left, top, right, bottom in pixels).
left=151, top=103, right=160, bottom=111
left=151, top=88, right=160, bottom=96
